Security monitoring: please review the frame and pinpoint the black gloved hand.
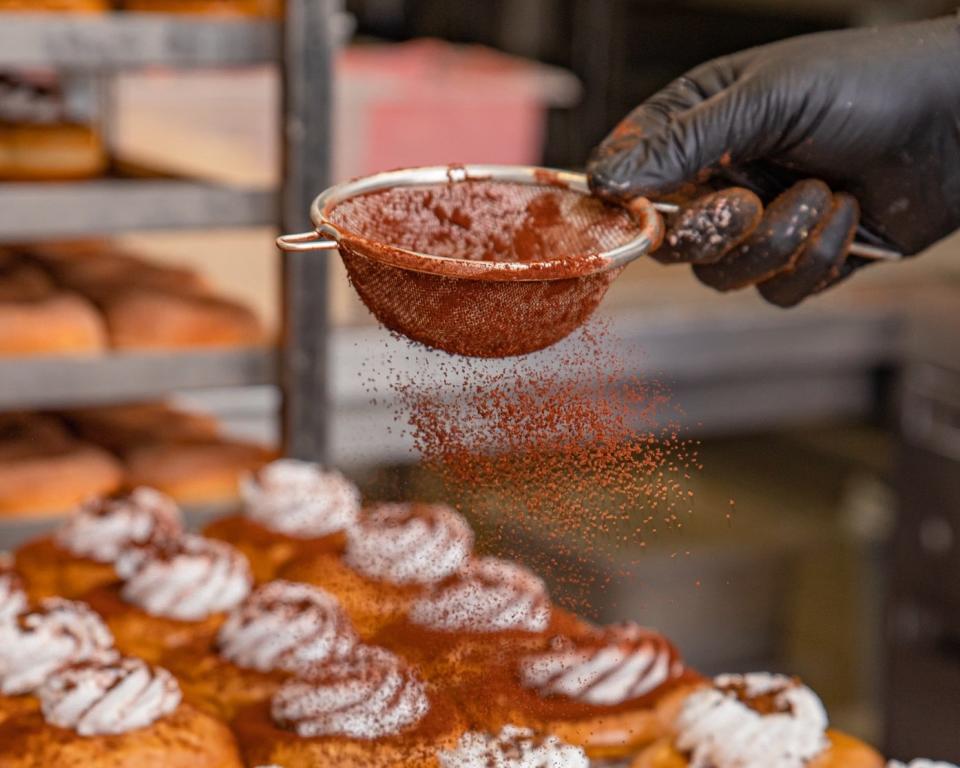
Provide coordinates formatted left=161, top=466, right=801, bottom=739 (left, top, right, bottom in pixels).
left=587, top=16, right=960, bottom=306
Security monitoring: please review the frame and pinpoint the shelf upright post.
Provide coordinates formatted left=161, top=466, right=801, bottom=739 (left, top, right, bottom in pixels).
left=280, top=0, right=336, bottom=462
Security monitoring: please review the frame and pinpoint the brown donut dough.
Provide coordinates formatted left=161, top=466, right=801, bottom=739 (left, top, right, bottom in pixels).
left=101, top=288, right=265, bottom=350
left=61, top=401, right=221, bottom=454
left=0, top=445, right=123, bottom=518
left=123, top=439, right=274, bottom=505
left=0, top=252, right=53, bottom=302
left=0, top=0, right=108, bottom=9
left=0, top=124, right=107, bottom=181
left=0, top=292, right=107, bottom=356
left=26, top=243, right=209, bottom=302
left=0, top=703, right=244, bottom=768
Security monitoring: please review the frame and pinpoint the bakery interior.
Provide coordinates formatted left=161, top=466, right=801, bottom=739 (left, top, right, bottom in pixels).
left=1, top=0, right=960, bottom=765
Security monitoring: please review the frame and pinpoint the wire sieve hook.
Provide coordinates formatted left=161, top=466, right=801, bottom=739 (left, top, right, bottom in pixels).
left=276, top=230, right=340, bottom=253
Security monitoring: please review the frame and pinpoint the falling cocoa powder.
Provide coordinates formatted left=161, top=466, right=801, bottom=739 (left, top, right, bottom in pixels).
left=366, top=318, right=701, bottom=615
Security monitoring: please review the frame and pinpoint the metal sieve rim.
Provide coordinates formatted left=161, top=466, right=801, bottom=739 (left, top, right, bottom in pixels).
left=289, top=164, right=664, bottom=282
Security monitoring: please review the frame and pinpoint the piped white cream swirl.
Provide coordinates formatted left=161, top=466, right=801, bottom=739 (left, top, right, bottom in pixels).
left=439, top=725, right=589, bottom=768
left=409, top=557, right=551, bottom=633
left=116, top=534, right=252, bottom=621
left=40, top=656, right=181, bottom=736
left=55, top=487, right=183, bottom=563
left=345, top=502, right=472, bottom=585
left=217, top=580, right=357, bottom=674
left=0, top=598, right=116, bottom=695
left=241, top=460, right=361, bottom=538
left=520, top=623, right=685, bottom=706
left=674, top=673, right=829, bottom=768
left=272, top=645, right=430, bottom=739
left=0, top=553, right=27, bottom=623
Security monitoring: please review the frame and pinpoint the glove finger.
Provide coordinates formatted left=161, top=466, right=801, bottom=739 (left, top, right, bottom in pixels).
left=692, top=179, right=833, bottom=292
left=588, top=58, right=745, bottom=200
left=813, top=254, right=875, bottom=294
left=652, top=187, right=764, bottom=265
left=757, top=192, right=859, bottom=307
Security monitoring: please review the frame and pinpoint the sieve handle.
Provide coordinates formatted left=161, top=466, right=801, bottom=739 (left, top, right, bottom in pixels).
left=651, top=201, right=903, bottom=262
left=276, top=230, right=340, bottom=253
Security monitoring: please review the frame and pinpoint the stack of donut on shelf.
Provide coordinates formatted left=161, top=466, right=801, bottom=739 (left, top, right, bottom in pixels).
left=0, top=404, right=273, bottom=519
left=0, top=241, right=266, bottom=358
left=0, top=458, right=950, bottom=767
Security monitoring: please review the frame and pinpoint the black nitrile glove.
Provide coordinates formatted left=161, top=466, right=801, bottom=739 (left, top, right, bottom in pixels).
left=587, top=16, right=960, bottom=306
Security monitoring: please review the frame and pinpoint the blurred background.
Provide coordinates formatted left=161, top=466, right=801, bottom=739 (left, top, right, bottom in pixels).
left=1, top=0, right=959, bottom=758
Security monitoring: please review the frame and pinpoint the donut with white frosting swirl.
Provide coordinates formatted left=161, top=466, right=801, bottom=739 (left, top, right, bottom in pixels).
left=55, top=487, right=182, bottom=563
left=519, top=623, right=686, bottom=706
left=217, top=580, right=357, bottom=674
left=344, top=502, right=472, bottom=586
left=439, top=725, right=589, bottom=768
left=241, top=460, right=361, bottom=538
left=272, top=645, right=430, bottom=739
left=674, top=673, right=829, bottom=768
left=39, top=656, right=181, bottom=736
left=116, top=534, right=252, bottom=621
left=409, top=557, right=551, bottom=633
left=0, top=598, right=116, bottom=695
left=0, top=553, right=27, bottom=623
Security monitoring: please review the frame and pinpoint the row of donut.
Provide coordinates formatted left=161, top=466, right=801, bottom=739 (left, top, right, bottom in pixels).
left=0, top=0, right=281, bottom=16
left=0, top=242, right=264, bottom=356
left=0, top=458, right=952, bottom=767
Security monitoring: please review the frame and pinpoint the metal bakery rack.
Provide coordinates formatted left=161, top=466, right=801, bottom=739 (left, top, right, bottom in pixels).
left=0, top=0, right=341, bottom=461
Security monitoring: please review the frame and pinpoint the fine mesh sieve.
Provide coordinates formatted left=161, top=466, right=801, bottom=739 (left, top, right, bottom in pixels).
left=277, top=164, right=901, bottom=358
left=277, top=165, right=664, bottom=358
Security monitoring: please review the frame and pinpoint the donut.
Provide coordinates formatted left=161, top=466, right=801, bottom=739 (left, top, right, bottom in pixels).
left=0, top=123, right=106, bottom=181
left=0, top=292, right=107, bottom=356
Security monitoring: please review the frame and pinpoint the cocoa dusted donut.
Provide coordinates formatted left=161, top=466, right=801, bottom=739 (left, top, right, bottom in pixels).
left=14, top=487, right=183, bottom=601
left=232, top=645, right=467, bottom=768
left=278, top=502, right=474, bottom=639
left=204, top=459, right=361, bottom=582
left=82, top=534, right=252, bottom=663
left=0, top=656, right=244, bottom=768
left=630, top=673, right=884, bottom=768
left=160, top=580, right=358, bottom=720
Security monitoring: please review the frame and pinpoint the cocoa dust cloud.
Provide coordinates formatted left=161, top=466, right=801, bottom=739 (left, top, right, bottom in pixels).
left=363, top=318, right=702, bottom=615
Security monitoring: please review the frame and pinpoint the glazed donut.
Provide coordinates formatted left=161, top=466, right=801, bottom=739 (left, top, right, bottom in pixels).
left=0, top=445, right=123, bottom=518
left=122, top=439, right=275, bottom=505
left=0, top=123, right=106, bottom=181
left=99, top=287, right=265, bottom=350
left=0, top=292, right=107, bottom=357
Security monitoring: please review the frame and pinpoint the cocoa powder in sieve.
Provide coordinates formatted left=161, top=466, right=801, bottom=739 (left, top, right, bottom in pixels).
left=327, top=180, right=641, bottom=263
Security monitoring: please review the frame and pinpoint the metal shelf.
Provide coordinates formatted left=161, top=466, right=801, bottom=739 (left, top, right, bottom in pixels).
left=0, top=178, right=276, bottom=240
left=0, top=348, right=277, bottom=410
left=0, top=13, right=278, bottom=69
